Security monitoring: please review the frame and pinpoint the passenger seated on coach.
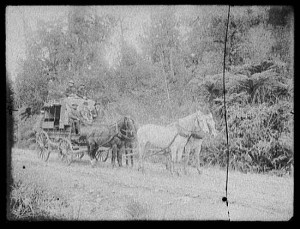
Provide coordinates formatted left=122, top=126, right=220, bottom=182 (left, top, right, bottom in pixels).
left=77, top=83, right=87, bottom=99
left=65, top=80, right=77, bottom=98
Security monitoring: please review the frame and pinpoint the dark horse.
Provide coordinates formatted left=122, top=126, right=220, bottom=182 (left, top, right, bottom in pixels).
left=80, top=116, right=136, bottom=167
left=100, top=118, right=137, bottom=167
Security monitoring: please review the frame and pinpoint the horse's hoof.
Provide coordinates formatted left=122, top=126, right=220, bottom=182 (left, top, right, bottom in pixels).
left=138, top=167, right=145, bottom=173
left=90, top=158, right=97, bottom=167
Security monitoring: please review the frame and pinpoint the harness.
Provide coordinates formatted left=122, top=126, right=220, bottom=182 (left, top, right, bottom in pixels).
left=95, top=117, right=135, bottom=148
left=149, top=116, right=204, bottom=157
left=147, top=133, right=179, bottom=157
left=176, top=116, right=207, bottom=139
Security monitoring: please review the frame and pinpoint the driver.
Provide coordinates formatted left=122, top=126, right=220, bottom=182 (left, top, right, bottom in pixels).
left=69, top=103, right=81, bottom=134
left=77, top=83, right=87, bottom=99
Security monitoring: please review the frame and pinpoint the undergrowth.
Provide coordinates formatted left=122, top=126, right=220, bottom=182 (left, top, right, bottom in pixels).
left=8, top=179, right=71, bottom=220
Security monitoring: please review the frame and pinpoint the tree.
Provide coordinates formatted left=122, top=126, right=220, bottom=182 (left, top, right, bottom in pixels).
left=184, top=6, right=271, bottom=77
left=14, top=6, right=117, bottom=112
left=140, top=6, right=185, bottom=117
left=14, top=58, right=48, bottom=113
left=67, top=6, right=116, bottom=76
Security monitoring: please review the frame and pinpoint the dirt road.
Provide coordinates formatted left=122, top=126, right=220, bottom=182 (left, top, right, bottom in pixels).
left=10, top=148, right=293, bottom=220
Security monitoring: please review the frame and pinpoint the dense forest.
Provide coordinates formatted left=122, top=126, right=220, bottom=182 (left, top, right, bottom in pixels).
left=9, top=6, right=294, bottom=175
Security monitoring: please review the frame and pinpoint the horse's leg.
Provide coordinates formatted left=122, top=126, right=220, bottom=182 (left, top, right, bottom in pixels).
left=87, top=143, right=90, bottom=159
left=164, top=149, right=171, bottom=172
left=127, top=141, right=133, bottom=167
left=195, top=140, right=203, bottom=175
left=111, top=143, right=117, bottom=167
left=175, top=147, right=182, bottom=176
left=182, top=141, right=190, bottom=175
left=167, top=153, right=171, bottom=172
left=130, top=142, right=134, bottom=167
left=170, top=156, right=175, bottom=175
left=137, top=141, right=145, bottom=172
left=117, top=141, right=124, bottom=167
left=167, top=146, right=175, bottom=176
left=170, top=137, right=181, bottom=176
left=124, top=141, right=129, bottom=166
left=183, top=148, right=189, bottom=175
left=90, top=143, right=97, bottom=167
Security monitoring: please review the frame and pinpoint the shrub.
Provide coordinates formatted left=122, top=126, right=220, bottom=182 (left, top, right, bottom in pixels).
left=201, top=101, right=293, bottom=174
left=125, top=199, right=150, bottom=220
left=15, top=115, right=38, bottom=149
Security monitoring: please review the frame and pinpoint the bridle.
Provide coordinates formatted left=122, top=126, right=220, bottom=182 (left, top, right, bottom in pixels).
left=176, top=114, right=209, bottom=137
left=91, top=117, right=134, bottom=149
left=180, top=114, right=216, bottom=155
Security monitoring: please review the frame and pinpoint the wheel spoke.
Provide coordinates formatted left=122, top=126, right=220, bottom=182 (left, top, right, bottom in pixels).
left=41, top=147, right=50, bottom=161
left=36, top=131, right=50, bottom=161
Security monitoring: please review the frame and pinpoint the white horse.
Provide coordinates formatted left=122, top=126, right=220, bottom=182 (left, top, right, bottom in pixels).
left=137, top=110, right=208, bottom=173
left=170, top=111, right=218, bottom=175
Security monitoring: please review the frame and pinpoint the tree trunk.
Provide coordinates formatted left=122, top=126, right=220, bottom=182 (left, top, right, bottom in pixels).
left=160, top=51, right=171, bottom=118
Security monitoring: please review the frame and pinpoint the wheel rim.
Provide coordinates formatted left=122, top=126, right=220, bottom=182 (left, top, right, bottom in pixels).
left=59, top=139, right=73, bottom=165
left=36, top=131, right=50, bottom=162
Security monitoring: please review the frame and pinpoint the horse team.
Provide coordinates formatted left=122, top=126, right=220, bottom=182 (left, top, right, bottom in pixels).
left=83, top=110, right=218, bottom=175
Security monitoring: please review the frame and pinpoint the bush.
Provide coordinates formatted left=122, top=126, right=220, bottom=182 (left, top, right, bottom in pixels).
left=125, top=199, right=150, bottom=220
left=200, top=101, right=293, bottom=174
left=15, top=115, right=38, bottom=149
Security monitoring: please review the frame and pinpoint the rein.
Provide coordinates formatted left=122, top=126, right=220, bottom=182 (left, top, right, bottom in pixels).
left=119, top=129, right=136, bottom=140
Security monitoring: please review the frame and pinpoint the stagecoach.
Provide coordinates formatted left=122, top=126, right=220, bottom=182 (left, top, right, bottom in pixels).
left=34, top=97, right=106, bottom=165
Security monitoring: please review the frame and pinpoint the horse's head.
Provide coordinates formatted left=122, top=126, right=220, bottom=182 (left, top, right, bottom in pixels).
left=119, top=116, right=137, bottom=140
left=125, top=116, right=137, bottom=137
left=195, top=112, right=218, bottom=138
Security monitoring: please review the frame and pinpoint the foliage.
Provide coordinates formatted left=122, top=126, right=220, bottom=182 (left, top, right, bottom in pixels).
left=14, top=59, right=48, bottom=113
left=198, top=100, right=293, bottom=174
left=15, top=115, right=38, bottom=149
left=14, top=6, right=117, bottom=113
left=125, top=199, right=150, bottom=220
